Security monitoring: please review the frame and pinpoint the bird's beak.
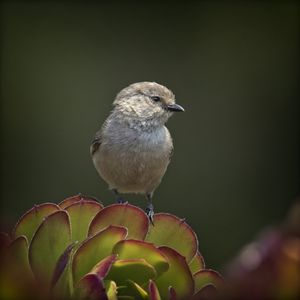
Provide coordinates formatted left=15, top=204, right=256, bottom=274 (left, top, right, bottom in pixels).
left=167, top=103, right=185, bottom=112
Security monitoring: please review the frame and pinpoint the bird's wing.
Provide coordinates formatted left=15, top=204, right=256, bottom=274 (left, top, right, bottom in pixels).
left=168, top=144, right=174, bottom=162
left=90, top=133, right=102, bottom=155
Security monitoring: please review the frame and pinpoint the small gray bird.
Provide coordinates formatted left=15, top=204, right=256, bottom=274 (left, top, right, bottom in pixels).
left=90, top=82, right=184, bottom=223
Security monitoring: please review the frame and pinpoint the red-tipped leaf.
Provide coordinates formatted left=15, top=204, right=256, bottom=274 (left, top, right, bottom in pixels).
left=193, top=269, right=224, bottom=293
left=29, top=210, right=71, bottom=289
left=90, top=255, right=117, bottom=278
left=106, top=259, right=156, bottom=286
left=65, top=200, right=103, bottom=242
left=13, top=203, right=60, bottom=242
left=155, top=246, right=194, bottom=300
left=74, top=273, right=108, bottom=300
left=112, top=239, right=169, bottom=276
left=189, top=251, right=205, bottom=274
left=149, top=280, right=161, bottom=300
left=89, top=203, right=149, bottom=240
left=59, top=194, right=101, bottom=209
left=72, top=225, right=127, bottom=284
left=146, top=213, right=198, bottom=262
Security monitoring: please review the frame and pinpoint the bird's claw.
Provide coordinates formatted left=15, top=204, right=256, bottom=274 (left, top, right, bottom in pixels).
left=146, top=205, right=155, bottom=226
left=147, top=210, right=155, bottom=226
left=116, top=196, right=126, bottom=204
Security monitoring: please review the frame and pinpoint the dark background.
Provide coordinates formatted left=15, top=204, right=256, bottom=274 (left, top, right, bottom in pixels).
left=1, top=1, right=299, bottom=271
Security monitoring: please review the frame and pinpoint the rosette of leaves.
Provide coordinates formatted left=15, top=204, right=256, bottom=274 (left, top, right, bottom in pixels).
left=0, top=195, right=223, bottom=300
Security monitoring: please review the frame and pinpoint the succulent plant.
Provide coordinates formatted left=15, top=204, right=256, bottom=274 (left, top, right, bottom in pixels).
left=226, top=201, right=300, bottom=300
left=0, top=195, right=223, bottom=300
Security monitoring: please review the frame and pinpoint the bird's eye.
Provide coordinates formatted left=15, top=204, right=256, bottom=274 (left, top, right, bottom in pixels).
left=151, top=96, right=161, bottom=102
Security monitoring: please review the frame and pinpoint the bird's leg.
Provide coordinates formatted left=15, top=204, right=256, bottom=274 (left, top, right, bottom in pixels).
left=112, top=189, right=126, bottom=204
left=146, top=193, right=154, bottom=225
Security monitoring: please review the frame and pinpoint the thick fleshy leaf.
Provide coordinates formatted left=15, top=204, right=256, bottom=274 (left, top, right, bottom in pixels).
left=72, top=226, right=127, bottom=284
left=149, top=280, right=161, bottom=300
left=89, top=203, right=149, bottom=240
left=124, top=280, right=148, bottom=300
left=189, top=251, right=205, bottom=274
left=74, top=273, right=108, bottom=300
left=155, top=246, right=194, bottom=300
left=106, top=280, right=118, bottom=300
left=0, top=235, right=34, bottom=299
left=90, top=255, right=117, bottom=278
left=51, top=242, right=76, bottom=288
left=52, top=258, right=73, bottom=299
left=59, top=194, right=82, bottom=209
left=13, top=203, right=60, bottom=242
left=8, top=235, right=33, bottom=281
left=192, top=284, right=218, bottom=300
left=193, top=269, right=224, bottom=293
left=145, top=213, right=198, bottom=262
left=59, top=194, right=101, bottom=209
left=112, top=240, right=169, bottom=277
left=106, top=259, right=156, bottom=286
left=65, top=200, right=103, bottom=242
left=29, top=210, right=71, bottom=289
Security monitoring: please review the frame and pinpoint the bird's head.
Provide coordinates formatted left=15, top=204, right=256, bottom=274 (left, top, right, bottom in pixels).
left=112, top=82, right=184, bottom=128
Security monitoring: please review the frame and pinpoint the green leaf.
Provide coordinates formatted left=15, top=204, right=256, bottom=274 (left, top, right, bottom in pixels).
left=51, top=242, right=76, bottom=291
left=72, top=226, right=127, bottom=285
left=192, top=284, right=218, bottom=299
left=189, top=251, right=205, bottom=274
left=90, top=255, right=117, bottom=278
left=59, top=194, right=102, bottom=209
left=59, top=194, right=82, bottom=209
left=106, top=259, right=156, bottom=286
left=13, top=203, right=60, bottom=242
left=125, top=280, right=148, bottom=300
left=148, top=280, right=161, bottom=300
left=145, top=213, right=198, bottom=262
left=155, top=246, right=194, bottom=300
left=89, top=203, right=149, bottom=240
left=29, top=210, right=71, bottom=290
left=74, top=273, right=108, bottom=300
left=8, top=235, right=34, bottom=287
left=0, top=235, right=35, bottom=299
left=51, top=242, right=76, bottom=299
left=193, top=269, right=224, bottom=293
left=65, top=200, right=103, bottom=242
left=112, top=239, right=169, bottom=277
left=52, top=256, right=73, bottom=299
left=105, top=280, right=118, bottom=300
left=8, top=235, right=32, bottom=274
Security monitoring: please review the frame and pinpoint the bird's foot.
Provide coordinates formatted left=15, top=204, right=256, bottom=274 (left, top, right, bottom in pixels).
left=146, top=203, right=155, bottom=226
left=116, top=196, right=126, bottom=204
left=112, top=189, right=127, bottom=204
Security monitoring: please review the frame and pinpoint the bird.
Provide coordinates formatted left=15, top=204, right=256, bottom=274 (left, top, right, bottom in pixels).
left=90, top=82, right=184, bottom=223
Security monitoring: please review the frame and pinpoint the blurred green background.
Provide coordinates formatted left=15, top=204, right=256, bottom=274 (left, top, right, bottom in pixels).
left=1, top=1, right=299, bottom=271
